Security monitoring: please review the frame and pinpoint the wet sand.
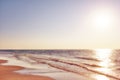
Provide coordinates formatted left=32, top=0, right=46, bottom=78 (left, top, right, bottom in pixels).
left=0, top=59, right=54, bottom=80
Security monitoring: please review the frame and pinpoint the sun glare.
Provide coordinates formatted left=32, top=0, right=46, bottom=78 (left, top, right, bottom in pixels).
left=89, top=8, right=116, bottom=31
left=93, top=12, right=112, bottom=28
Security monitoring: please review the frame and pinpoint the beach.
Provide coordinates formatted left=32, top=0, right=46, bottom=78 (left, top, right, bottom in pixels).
left=0, top=50, right=120, bottom=80
left=0, top=59, right=54, bottom=80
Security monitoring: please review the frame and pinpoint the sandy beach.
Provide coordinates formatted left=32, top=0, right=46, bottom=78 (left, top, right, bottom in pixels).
left=0, top=59, right=54, bottom=80
left=0, top=50, right=120, bottom=80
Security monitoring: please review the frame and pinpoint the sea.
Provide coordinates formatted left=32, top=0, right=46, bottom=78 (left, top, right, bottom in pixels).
left=0, top=49, right=120, bottom=80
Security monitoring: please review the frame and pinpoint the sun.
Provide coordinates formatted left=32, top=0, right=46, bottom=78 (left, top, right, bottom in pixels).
left=90, top=9, right=115, bottom=31
left=93, top=12, right=112, bottom=27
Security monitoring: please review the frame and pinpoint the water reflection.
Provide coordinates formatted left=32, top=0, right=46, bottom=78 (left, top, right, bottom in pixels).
left=93, top=49, right=112, bottom=80
left=95, top=49, right=112, bottom=73
left=94, top=75, right=110, bottom=80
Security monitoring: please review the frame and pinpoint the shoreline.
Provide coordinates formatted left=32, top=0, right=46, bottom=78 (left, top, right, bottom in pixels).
left=0, top=59, right=54, bottom=80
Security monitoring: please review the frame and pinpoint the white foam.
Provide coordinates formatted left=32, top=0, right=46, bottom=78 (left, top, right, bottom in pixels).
left=0, top=55, right=50, bottom=69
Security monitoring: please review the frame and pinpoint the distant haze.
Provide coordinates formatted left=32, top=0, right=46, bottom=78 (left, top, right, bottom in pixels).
left=0, top=0, right=120, bottom=49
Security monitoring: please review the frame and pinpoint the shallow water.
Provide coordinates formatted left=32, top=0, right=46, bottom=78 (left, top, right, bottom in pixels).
left=0, top=49, right=120, bottom=80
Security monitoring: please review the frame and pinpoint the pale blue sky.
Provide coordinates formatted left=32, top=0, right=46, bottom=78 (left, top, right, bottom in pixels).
left=0, top=0, right=120, bottom=49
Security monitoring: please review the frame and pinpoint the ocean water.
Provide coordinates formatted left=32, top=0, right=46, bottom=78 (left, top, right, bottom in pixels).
left=0, top=49, right=120, bottom=80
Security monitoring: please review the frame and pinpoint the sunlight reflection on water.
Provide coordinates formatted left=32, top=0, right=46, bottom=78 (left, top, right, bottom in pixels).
left=94, top=75, right=110, bottom=80
left=93, top=49, right=112, bottom=80
left=95, top=49, right=112, bottom=72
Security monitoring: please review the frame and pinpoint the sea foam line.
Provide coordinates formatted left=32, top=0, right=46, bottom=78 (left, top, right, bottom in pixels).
left=16, top=54, right=120, bottom=80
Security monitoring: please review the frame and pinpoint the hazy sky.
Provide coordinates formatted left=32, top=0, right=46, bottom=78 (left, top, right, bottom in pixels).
left=0, top=0, right=120, bottom=49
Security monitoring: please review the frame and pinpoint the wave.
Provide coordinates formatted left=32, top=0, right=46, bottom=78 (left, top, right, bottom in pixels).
left=13, top=53, right=120, bottom=80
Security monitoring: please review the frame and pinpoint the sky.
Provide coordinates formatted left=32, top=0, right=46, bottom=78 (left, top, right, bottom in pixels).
left=0, top=0, right=120, bottom=49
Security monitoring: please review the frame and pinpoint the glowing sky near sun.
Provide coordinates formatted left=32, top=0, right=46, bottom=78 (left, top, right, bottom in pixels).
left=0, top=0, right=120, bottom=49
